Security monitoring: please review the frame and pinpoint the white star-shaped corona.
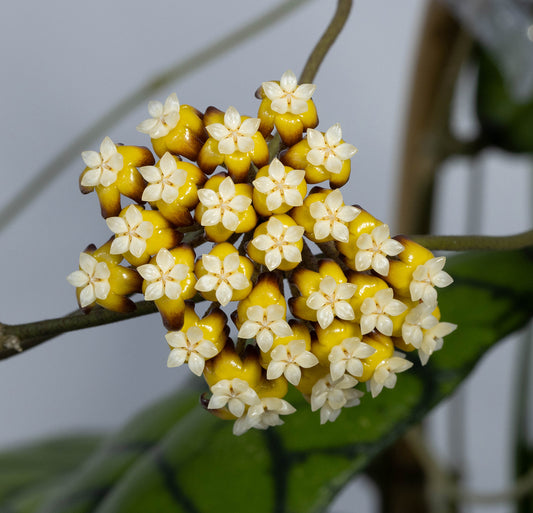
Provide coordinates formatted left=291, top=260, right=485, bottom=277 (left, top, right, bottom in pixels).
left=106, top=205, right=154, bottom=258
left=252, top=158, right=305, bottom=211
left=137, top=248, right=189, bottom=301
left=197, top=177, right=251, bottom=231
left=206, top=106, right=260, bottom=155
left=309, top=190, right=360, bottom=242
left=267, top=339, right=319, bottom=386
left=233, top=397, right=296, bottom=436
left=251, top=217, right=305, bottom=271
left=67, top=253, right=111, bottom=308
left=355, top=225, right=404, bottom=276
left=136, top=93, right=181, bottom=139
left=410, top=256, right=453, bottom=306
left=208, top=378, right=260, bottom=418
left=401, top=303, right=439, bottom=348
left=328, top=337, right=376, bottom=381
left=360, top=288, right=407, bottom=336
left=306, top=124, right=358, bottom=174
left=306, top=276, right=357, bottom=329
left=418, top=322, right=457, bottom=365
left=261, top=70, right=316, bottom=115
left=80, top=136, right=124, bottom=188
left=195, top=252, right=250, bottom=306
left=238, top=304, right=292, bottom=352
left=310, top=374, right=363, bottom=424
left=369, top=356, right=413, bottom=398
left=139, top=152, right=187, bottom=204
left=165, top=327, right=219, bottom=376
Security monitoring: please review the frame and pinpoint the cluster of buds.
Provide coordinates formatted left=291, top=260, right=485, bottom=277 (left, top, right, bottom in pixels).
left=67, top=71, right=455, bottom=435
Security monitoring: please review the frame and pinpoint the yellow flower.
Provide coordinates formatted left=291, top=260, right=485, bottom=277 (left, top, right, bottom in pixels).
left=252, top=158, right=307, bottom=216
left=291, top=188, right=360, bottom=243
left=282, top=123, right=357, bottom=187
left=257, top=70, right=318, bottom=145
left=235, top=274, right=291, bottom=352
left=138, top=152, right=206, bottom=226
left=166, top=304, right=227, bottom=375
left=80, top=136, right=154, bottom=218
left=105, top=205, right=181, bottom=266
left=247, top=215, right=305, bottom=271
left=137, top=246, right=196, bottom=330
left=290, top=260, right=357, bottom=328
left=260, top=321, right=318, bottom=386
left=198, top=106, right=269, bottom=182
left=136, top=93, right=207, bottom=161
left=195, top=174, right=257, bottom=243
left=66, top=240, right=141, bottom=312
left=194, top=243, right=254, bottom=306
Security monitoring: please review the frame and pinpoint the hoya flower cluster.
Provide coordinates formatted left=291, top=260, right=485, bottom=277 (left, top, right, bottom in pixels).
left=67, top=70, right=455, bottom=435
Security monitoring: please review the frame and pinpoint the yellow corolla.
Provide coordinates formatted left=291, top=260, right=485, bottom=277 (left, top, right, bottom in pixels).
left=194, top=242, right=254, bottom=306
left=198, top=106, right=269, bottom=182
left=247, top=215, right=304, bottom=271
left=259, top=321, right=318, bottom=387
left=257, top=70, right=318, bottom=146
left=203, top=346, right=263, bottom=419
left=80, top=136, right=154, bottom=219
left=66, top=239, right=142, bottom=313
left=137, top=245, right=197, bottom=330
left=195, top=174, right=257, bottom=243
left=136, top=93, right=207, bottom=161
left=165, top=304, right=228, bottom=376
left=105, top=205, right=181, bottom=267
left=252, top=158, right=307, bottom=216
left=291, top=188, right=359, bottom=243
left=234, top=273, right=292, bottom=352
left=282, top=123, right=357, bottom=188
left=290, top=260, right=357, bottom=329
left=139, top=152, right=206, bottom=226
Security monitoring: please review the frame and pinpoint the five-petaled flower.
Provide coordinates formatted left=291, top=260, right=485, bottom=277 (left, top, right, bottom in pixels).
left=195, top=244, right=253, bottom=306
left=360, top=288, right=407, bottom=336
left=196, top=175, right=256, bottom=242
left=355, top=224, right=404, bottom=276
left=248, top=215, right=304, bottom=271
left=252, top=158, right=306, bottom=216
left=410, top=256, right=454, bottom=306
left=237, top=304, right=292, bottom=352
left=266, top=339, right=319, bottom=386
left=81, top=137, right=123, bottom=188
left=311, top=374, right=363, bottom=424
left=208, top=378, right=260, bottom=418
left=67, top=252, right=110, bottom=309
left=328, top=337, right=376, bottom=381
left=369, top=356, right=413, bottom=398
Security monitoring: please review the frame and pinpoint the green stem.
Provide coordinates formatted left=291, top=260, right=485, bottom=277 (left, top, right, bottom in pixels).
left=411, top=229, right=533, bottom=251
left=0, top=0, right=310, bottom=234
left=299, top=0, right=353, bottom=83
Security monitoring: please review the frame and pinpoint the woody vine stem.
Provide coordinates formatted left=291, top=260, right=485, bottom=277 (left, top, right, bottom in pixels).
left=0, top=0, right=531, bottom=361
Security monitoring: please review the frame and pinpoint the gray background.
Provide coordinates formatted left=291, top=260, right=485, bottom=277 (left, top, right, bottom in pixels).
left=0, top=1, right=530, bottom=511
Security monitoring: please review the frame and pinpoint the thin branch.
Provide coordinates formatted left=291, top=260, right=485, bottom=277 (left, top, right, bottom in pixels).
left=0, top=301, right=157, bottom=360
left=0, top=0, right=310, bottom=234
left=299, top=0, right=353, bottom=84
left=411, top=228, right=533, bottom=251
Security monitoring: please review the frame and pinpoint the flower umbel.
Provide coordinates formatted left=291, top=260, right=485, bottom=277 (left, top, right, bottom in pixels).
left=68, top=70, right=455, bottom=435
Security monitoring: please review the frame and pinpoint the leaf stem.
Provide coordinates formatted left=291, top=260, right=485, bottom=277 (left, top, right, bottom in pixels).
left=411, top=229, right=533, bottom=251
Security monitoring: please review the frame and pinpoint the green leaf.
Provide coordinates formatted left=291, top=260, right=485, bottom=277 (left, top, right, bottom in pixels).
left=24, top=249, right=533, bottom=513
left=0, top=435, right=101, bottom=513
left=476, top=49, right=533, bottom=153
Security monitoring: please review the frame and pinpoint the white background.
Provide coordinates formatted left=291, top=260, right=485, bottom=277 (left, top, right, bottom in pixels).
left=0, top=1, right=531, bottom=512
